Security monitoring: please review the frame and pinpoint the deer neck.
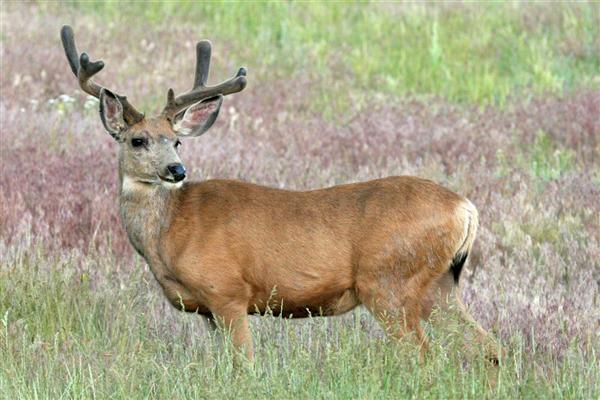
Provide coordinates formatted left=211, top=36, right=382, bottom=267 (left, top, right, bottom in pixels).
left=118, top=174, right=178, bottom=263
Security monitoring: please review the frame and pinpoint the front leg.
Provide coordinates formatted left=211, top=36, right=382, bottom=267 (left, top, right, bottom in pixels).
left=210, top=300, right=254, bottom=365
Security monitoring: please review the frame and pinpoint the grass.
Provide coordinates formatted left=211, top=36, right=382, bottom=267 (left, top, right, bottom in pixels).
left=496, top=131, right=576, bottom=183
left=1, top=2, right=599, bottom=399
left=1, top=244, right=597, bottom=399
left=35, top=1, right=600, bottom=112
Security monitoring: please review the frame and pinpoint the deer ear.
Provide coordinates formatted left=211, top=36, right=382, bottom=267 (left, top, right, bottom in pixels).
left=99, top=88, right=127, bottom=139
left=172, top=95, right=223, bottom=137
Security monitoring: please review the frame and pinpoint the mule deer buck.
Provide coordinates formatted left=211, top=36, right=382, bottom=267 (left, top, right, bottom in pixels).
left=61, top=25, right=498, bottom=364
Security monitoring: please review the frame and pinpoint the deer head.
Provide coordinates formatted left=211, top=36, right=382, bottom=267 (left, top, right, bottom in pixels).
left=60, top=25, right=247, bottom=187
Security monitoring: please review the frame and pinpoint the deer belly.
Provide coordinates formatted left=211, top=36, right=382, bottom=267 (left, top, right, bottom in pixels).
left=248, top=285, right=359, bottom=318
left=245, top=246, right=356, bottom=317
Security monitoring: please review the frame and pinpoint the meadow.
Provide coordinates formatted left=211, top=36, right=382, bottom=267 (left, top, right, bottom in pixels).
left=1, top=2, right=599, bottom=398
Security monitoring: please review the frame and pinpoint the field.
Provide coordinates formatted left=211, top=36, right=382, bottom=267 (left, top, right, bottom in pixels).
left=1, top=2, right=599, bottom=398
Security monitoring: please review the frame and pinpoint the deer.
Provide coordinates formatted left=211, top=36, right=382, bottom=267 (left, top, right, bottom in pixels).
left=60, top=25, right=499, bottom=365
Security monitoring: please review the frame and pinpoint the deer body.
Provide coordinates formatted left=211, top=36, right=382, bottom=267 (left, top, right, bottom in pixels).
left=61, top=26, right=498, bottom=364
left=119, top=162, right=479, bottom=355
left=156, top=176, right=474, bottom=318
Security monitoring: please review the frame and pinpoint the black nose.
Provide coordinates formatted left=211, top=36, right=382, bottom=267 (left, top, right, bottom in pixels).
left=167, top=163, right=186, bottom=182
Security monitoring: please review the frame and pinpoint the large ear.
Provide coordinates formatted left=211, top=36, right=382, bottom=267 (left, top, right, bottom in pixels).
left=172, top=95, right=223, bottom=137
left=99, top=88, right=127, bottom=140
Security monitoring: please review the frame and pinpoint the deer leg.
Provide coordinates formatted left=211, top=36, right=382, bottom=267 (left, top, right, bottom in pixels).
left=423, top=271, right=501, bottom=364
left=210, top=301, right=254, bottom=365
left=357, top=269, right=432, bottom=354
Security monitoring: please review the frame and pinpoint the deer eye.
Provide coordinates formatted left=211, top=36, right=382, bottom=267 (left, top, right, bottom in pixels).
left=174, top=140, right=182, bottom=149
left=131, top=138, right=147, bottom=148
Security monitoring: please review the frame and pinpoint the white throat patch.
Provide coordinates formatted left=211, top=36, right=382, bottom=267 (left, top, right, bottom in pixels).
left=161, top=180, right=184, bottom=190
left=122, top=176, right=183, bottom=194
left=122, top=176, right=154, bottom=194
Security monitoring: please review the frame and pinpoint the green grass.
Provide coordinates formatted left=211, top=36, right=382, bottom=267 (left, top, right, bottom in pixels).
left=496, top=131, right=576, bottom=182
left=1, top=245, right=597, bottom=399
left=54, top=1, right=600, bottom=108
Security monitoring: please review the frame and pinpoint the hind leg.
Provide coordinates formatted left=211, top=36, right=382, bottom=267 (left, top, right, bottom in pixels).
left=422, top=271, right=501, bottom=363
left=357, top=267, right=436, bottom=354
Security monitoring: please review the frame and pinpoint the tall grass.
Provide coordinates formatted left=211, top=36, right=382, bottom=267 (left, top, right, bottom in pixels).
left=1, top=244, right=597, bottom=398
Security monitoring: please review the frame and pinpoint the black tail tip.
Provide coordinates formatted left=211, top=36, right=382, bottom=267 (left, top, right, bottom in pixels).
left=450, top=251, right=468, bottom=283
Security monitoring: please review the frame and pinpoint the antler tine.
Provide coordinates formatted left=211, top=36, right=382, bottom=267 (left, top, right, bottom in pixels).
left=163, top=40, right=247, bottom=119
left=193, top=40, right=212, bottom=89
left=60, top=25, right=83, bottom=77
left=60, top=25, right=144, bottom=125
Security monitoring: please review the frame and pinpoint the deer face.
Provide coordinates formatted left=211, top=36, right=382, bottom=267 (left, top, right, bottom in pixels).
left=100, top=89, right=224, bottom=189
left=116, top=116, right=185, bottom=187
left=60, top=25, right=246, bottom=190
